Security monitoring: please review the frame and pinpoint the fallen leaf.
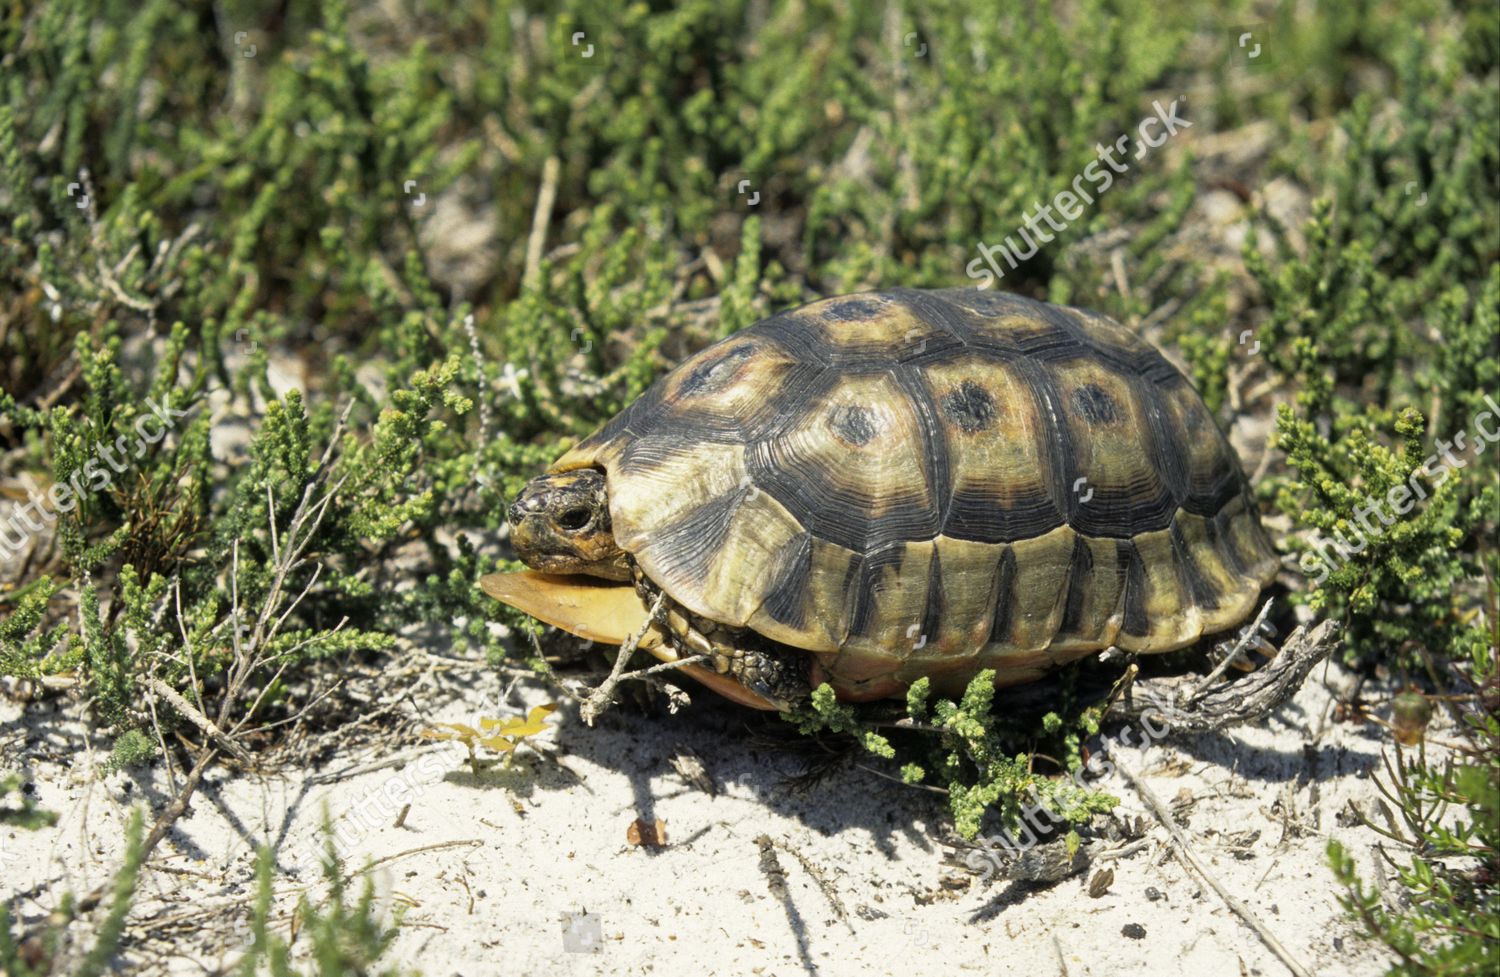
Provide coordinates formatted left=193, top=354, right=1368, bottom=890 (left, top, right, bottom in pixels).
left=626, top=817, right=668, bottom=848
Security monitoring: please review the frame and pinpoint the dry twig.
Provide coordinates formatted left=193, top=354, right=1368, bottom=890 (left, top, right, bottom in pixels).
left=577, top=592, right=709, bottom=724
left=145, top=677, right=253, bottom=765
left=1117, top=762, right=1314, bottom=977
left=523, top=155, right=561, bottom=290
left=1106, top=620, right=1340, bottom=734
left=62, top=406, right=360, bottom=944
left=1190, top=598, right=1278, bottom=699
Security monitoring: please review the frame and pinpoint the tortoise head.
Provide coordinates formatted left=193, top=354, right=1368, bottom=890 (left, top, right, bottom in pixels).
left=506, top=468, right=630, bottom=581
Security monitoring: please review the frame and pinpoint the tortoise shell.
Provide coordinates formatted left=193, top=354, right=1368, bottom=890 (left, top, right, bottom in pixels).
left=548, top=288, right=1279, bottom=700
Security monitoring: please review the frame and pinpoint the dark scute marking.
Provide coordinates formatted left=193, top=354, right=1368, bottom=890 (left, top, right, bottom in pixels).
left=1213, top=504, right=1249, bottom=578
left=834, top=330, right=966, bottom=370
left=1010, top=357, right=1073, bottom=525
left=1067, top=485, right=1181, bottom=540
left=821, top=298, right=886, bottom=322
left=745, top=364, right=838, bottom=443
left=1066, top=372, right=1185, bottom=539
left=828, top=404, right=878, bottom=446
left=988, top=547, right=1017, bottom=643
left=919, top=548, right=945, bottom=649
left=846, top=545, right=906, bottom=640
left=887, top=289, right=982, bottom=345
left=928, top=288, right=1148, bottom=376
left=968, top=327, right=1081, bottom=363
left=1069, top=325, right=1172, bottom=391
left=946, top=487, right=1065, bottom=544
left=980, top=297, right=1096, bottom=363
left=941, top=380, right=997, bottom=433
left=747, top=433, right=935, bottom=553
left=1058, top=535, right=1095, bottom=636
left=1180, top=468, right=1244, bottom=518
left=762, top=532, right=814, bottom=630
left=587, top=378, right=666, bottom=455
left=1118, top=540, right=1151, bottom=637
left=642, top=360, right=833, bottom=450
left=1136, top=374, right=1189, bottom=506
left=753, top=364, right=943, bottom=554
left=1150, top=374, right=1255, bottom=520
left=1063, top=309, right=1181, bottom=387
left=1170, top=519, right=1221, bottom=610
left=749, top=312, right=834, bottom=367
left=1138, top=351, right=1186, bottom=385
left=1035, top=298, right=1096, bottom=345
left=645, top=487, right=749, bottom=585
left=836, top=557, right=862, bottom=644
left=1103, top=536, right=1131, bottom=623
left=1072, top=383, right=1120, bottom=424
left=932, top=287, right=1031, bottom=318
left=890, top=365, right=953, bottom=536
left=677, top=343, right=757, bottom=398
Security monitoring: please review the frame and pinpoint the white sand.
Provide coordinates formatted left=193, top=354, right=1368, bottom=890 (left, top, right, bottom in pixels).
left=0, top=653, right=1415, bottom=977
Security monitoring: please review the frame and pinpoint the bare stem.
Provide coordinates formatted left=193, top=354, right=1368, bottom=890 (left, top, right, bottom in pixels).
left=578, top=591, right=666, bottom=725
left=1117, top=761, right=1314, bottom=977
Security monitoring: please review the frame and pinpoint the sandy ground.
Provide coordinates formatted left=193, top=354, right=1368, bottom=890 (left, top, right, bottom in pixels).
left=1, top=648, right=1415, bottom=977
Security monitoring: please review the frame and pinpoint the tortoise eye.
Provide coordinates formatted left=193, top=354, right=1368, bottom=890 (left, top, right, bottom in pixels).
left=558, top=507, right=592, bottom=531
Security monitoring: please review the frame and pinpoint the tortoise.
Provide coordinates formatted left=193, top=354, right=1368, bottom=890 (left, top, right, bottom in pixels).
left=481, top=288, right=1279, bottom=711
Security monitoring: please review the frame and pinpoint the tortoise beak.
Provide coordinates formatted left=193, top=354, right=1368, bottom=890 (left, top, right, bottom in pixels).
left=508, top=512, right=541, bottom=555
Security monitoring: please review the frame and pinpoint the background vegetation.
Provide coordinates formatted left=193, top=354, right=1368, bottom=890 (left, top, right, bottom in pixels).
left=0, top=0, right=1494, bottom=972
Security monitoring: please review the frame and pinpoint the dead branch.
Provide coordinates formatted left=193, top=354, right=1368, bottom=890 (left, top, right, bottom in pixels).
left=576, top=591, right=709, bottom=725
left=145, top=677, right=253, bottom=765
left=523, top=156, right=561, bottom=290
left=1190, top=597, right=1277, bottom=699
left=1105, top=620, right=1340, bottom=734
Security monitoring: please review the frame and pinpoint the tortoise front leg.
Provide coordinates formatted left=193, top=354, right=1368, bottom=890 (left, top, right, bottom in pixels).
left=632, top=556, right=809, bottom=709
left=700, top=622, right=810, bottom=710
left=673, top=610, right=811, bottom=710
left=725, top=643, right=811, bottom=711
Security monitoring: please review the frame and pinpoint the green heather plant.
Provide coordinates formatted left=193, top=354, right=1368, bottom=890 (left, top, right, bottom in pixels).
left=1327, top=635, right=1499, bottom=976
left=0, top=812, right=412, bottom=976
left=788, top=672, right=1117, bottom=840
left=0, top=809, right=142, bottom=977
left=0, top=0, right=1495, bottom=971
left=235, top=836, right=413, bottom=977
left=1248, top=22, right=1497, bottom=685
left=1240, top=20, right=1499, bottom=974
